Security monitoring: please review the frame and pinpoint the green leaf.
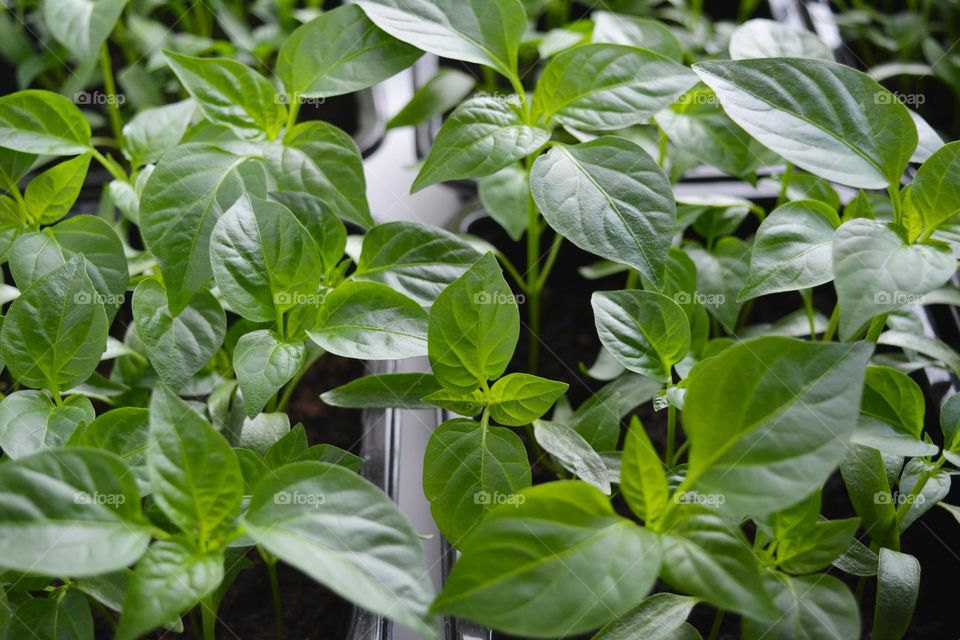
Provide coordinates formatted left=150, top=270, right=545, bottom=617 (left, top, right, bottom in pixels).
left=413, top=95, right=550, bottom=192
left=833, top=219, right=954, bottom=340
left=139, top=143, right=251, bottom=314
left=488, top=373, right=567, bottom=426
left=534, top=44, right=697, bottom=132
left=897, top=459, right=950, bottom=532
left=533, top=419, right=609, bottom=493
left=694, top=58, right=917, bottom=189
left=685, top=238, right=750, bottom=330
left=357, top=0, right=526, bottom=80
left=683, top=337, right=872, bottom=516
left=234, top=330, right=305, bottom=418
left=353, top=221, right=481, bottom=305
left=592, top=290, right=690, bottom=382
left=122, top=99, right=196, bottom=166
left=309, top=281, right=428, bottom=360
left=428, top=253, right=519, bottom=393
left=283, top=122, right=373, bottom=229
left=532, top=137, right=674, bottom=288
left=5, top=589, right=92, bottom=639
left=117, top=538, right=223, bottom=640
left=210, top=194, right=322, bottom=322
left=424, top=418, right=531, bottom=546
left=434, top=481, right=662, bottom=638
left=660, top=510, right=776, bottom=621
left=743, top=573, right=860, bottom=640
left=478, top=164, right=528, bottom=242
left=940, top=393, right=960, bottom=466
left=0, top=147, right=36, bottom=189
left=877, top=331, right=960, bottom=378
left=422, top=388, right=485, bottom=416
left=9, top=214, right=129, bottom=320
left=872, top=549, right=919, bottom=640
left=0, top=448, right=150, bottom=576
left=278, top=4, right=421, bottom=100
left=740, top=200, right=840, bottom=301
left=133, top=279, right=226, bottom=392
left=148, top=383, right=243, bottom=539
left=777, top=518, right=860, bottom=574
left=0, top=90, right=91, bottom=156
left=387, top=68, right=476, bottom=129
left=0, top=391, right=93, bottom=459
left=593, top=593, right=698, bottom=640
left=243, top=461, right=436, bottom=636
left=729, top=19, right=833, bottom=60
left=853, top=366, right=936, bottom=456
left=267, top=191, right=346, bottom=274
left=23, top=153, right=90, bottom=225
left=1, top=256, right=107, bottom=394
left=592, top=12, right=684, bottom=62
left=68, top=408, right=151, bottom=493
left=621, top=417, right=669, bottom=522
left=42, top=0, right=129, bottom=62
left=321, top=373, right=442, bottom=409
left=840, top=444, right=899, bottom=550
left=908, top=140, right=960, bottom=236
left=165, top=51, right=286, bottom=140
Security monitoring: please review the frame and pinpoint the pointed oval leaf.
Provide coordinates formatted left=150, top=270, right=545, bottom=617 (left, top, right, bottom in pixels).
left=621, top=417, right=669, bottom=522
left=234, top=330, right=305, bottom=418
left=729, top=19, right=833, bottom=60
left=743, top=573, right=860, bottom=640
left=0, top=90, right=91, bottom=155
left=592, top=12, right=684, bottom=62
left=0, top=390, right=94, bottom=460
left=321, top=372, right=442, bottom=409
left=909, top=140, right=960, bottom=236
left=533, top=420, right=609, bottom=494
left=23, top=152, right=91, bottom=225
left=42, top=0, right=129, bottom=62
left=488, top=373, right=568, bottom=426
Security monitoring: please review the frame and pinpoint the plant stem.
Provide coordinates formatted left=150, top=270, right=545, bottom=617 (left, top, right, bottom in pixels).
left=865, top=313, right=888, bottom=343
left=258, top=547, right=285, bottom=640
left=888, top=183, right=903, bottom=225
left=99, top=43, right=123, bottom=147
left=200, top=595, right=217, bottom=640
left=91, top=149, right=128, bottom=183
left=895, top=457, right=945, bottom=522
left=524, top=155, right=542, bottom=374
left=535, top=233, right=563, bottom=291
left=707, top=610, right=724, bottom=640
left=777, top=163, right=794, bottom=206
left=822, top=304, right=840, bottom=342
left=801, top=290, right=817, bottom=339
left=666, top=400, right=677, bottom=465
left=283, top=99, right=301, bottom=143
left=671, top=439, right=689, bottom=466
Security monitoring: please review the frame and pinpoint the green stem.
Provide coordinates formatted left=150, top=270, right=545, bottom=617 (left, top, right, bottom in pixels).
left=283, top=100, right=301, bottom=143
left=275, top=358, right=310, bottom=414
left=496, top=251, right=529, bottom=294
left=665, top=382, right=677, bottom=465
left=200, top=595, right=217, bottom=640
left=865, top=313, right=888, bottom=343
left=657, top=127, right=668, bottom=167
left=895, top=457, right=945, bottom=522
left=99, top=43, right=123, bottom=147
left=91, top=149, right=128, bottom=183
left=258, top=547, right=284, bottom=640
left=9, top=182, right=28, bottom=222
left=706, top=609, right=724, bottom=640
left=822, top=304, right=840, bottom=342
left=524, top=155, right=542, bottom=374
left=535, top=233, right=563, bottom=291
left=888, top=184, right=903, bottom=225
left=671, top=439, right=689, bottom=466
left=802, top=290, right=817, bottom=340
left=777, top=163, right=794, bottom=206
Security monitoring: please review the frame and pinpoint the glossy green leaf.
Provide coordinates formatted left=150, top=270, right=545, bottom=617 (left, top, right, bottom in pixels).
left=592, top=290, right=690, bottom=382
left=5, top=589, right=92, bottom=639
left=210, top=194, right=322, bottom=322
left=534, top=44, right=697, bottom=132
left=117, top=539, right=224, bottom=640
left=434, top=481, right=662, bottom=638
left=279, top=4, right=421, bottom=99
left=685, top=238, right=750, bottom=330
left=897, top=459, right=950, bottom=532
left=777, top=518, right=860, bottom=574
left=353, top=221, right=481, bottom=305
left=729, top=19, right=833, bottom=60
left=321, top=373, right=442, bottom=409
left=0, top=147, right=36, bottom=189
left=243, top=461, right=436, bottom=636
left=488, top=373, right=567, bottom=426
left=42, top=0, right=129, bottom=62
left=877, top=331, right=960, bottom=378
left=267, top=191, right=346, bottom=274
left=532, top=137, right=674, bottom=288
left=684, top=337, right=872, bottom=516
left=234, top=330, right=305, bottom=418
left=387, top=68, right=476, bottom=129
left=357, top=0, right=526, bottom=80
left=659, top=510, right=776, bottom=621
left=424, top=418, right=531, bottom=546
left=0, top=90, right=91, bottom=156
left=743, top=573, right=860, bottom=640
left=1, top=256, right=107, bottom=394
left=853, top=366, right=936, bottom=456
left=593, top=593, right=698, bottom=640
left=621, top=417, right=669, bottom=522
left=165, top=51, right=286, bottom=140
left=133, top=279, right=226, bottom=392
left=478, top=164, right=528, bottom=241
left=0, top=448, right=150, bottom=576
left=694, top=58, right=917, bottom=189
left=413, top=95, right=550, bottom=192
left=428, top=253, right=519, bottom=393
left=940, top=393, right=960, bottom=466
left=533, top=420, right=609, bottom=494
left=0, top=390, right=93, bottom=459
left=310, top=281, right=427, bottom=360
left=10, top=214, right=129, bottom=320
left=740, top=200, right=840, bottom=301
left=592, top=12, right=684, bottom=62
left=122, top=99, right=196, bottom=166
left=872, top=549, right=919, bottom=640
left=148, top=383, right=243, bottom=539
left=840, top=444, right=899, bottom=550
left=833, top=219, right=954, bottom=340
left=908, top=140, right=960, bottom=236
left=23, top=153, right=90, bottom=225
left=139, top=143, right=251, bottom=314
left=237, top=412, right=291, bottom=455
left=68, top=408, right=151, bottom=493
